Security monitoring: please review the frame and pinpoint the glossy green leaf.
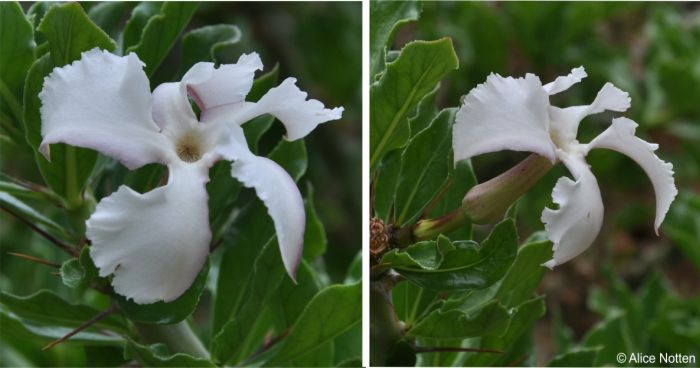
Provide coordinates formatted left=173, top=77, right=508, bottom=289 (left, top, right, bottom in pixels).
left=408, top=299, right=510, bottom=339
left=372, top=149, right=401, bottom=221
left=0, top=310, right=123, bottom=345
left=268, top=139, right=308, bottom=182
left=0, top=2, right=35, bottom=125
left=382, top=219, right=517, bottom=290
left=265, top=282, right=362, bottom=366
left=212, top=240, right=287, bottom=364
left=0, top=192, right=66, bottom=237
left=369, top=0, right=421, bottom=79
left=370, top=38, right=458, bottom=170
left=395, top=108, right=455, bottom=225
left=182, top=24, right=241, bottom=71
left=122, top=2, right=161, bottom=51
left=333, top=324, right=362, bottom=366
left=87, top=2, right=132, bottom=41
left=0, top=290, right=127, bottom=334
left=125, top=2, right=198, bottom=76
left=116, top=260, right=209, bottom=325
left=391, top=281, right=438, bottom=326
left=494, top=239, right=552, bottom=308
left=270, top=260, right=322, bottom=331
left=124, top=339, right=215, bottom=367
left=465, top=296, right=547, bottom=366
left=408, top=85, right=439, bottom=136
left=38, top=2, right=116, bottom=66
left=303, top=183, right=327, bottom=260
left=548, top=347, right=601, bottom=367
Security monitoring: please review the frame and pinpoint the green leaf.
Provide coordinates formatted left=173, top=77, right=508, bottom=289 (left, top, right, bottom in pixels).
left=125, top=2, right=198, bottom=76
left=87, top=2, right=132, bottom=40
left=494, top=239, right=552, bottom=308
left=265, top=282, right=362, bottom=366
left=391, top=281, right=438, bottom=326
left=59, top=246, right=98, bottom=289
left=0, top=310, right=123, bottom=345
left=369, top=0, right=421, bottom=79
left=465, top=296, right=547, bottom=366
left=370, top=38, right=458, bottom=170
left=268, top=139, right=308, bottom=182
left=60, top=259, right=84, bottom=289
left=38, top=2, right=116, bottom=66
left=0, top=290, right=127, bottom=334
left=212, top=240, right=288, bottom=364
left=372, top=149, right=401, bottom=221
left=207, top=160, right=241, bottom=242
left=395, top=108, right=455, bottom=225
left=548, top=347, right=601, bottom=367
left=0, top=192, right=66, bottom=238
left=124, top=339, right=215, bottom=367
left=270, top=261, right=322, bottom=331
left=116, top=260, right=209, bottom=325
left=408, top=299, right=510, bottom=339
left=0, top=2, right=35, bottom=124
left=382, top=219, right=518, bottom=290
left=182, top=24, right=241, bottom=71
left=122, top=2, right=161, bottom=51
left=303, top=183, right=327, bottom=260
left=408, top=86, right=439, bottom=136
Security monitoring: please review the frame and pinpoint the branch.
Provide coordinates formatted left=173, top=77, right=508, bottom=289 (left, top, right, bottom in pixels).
left=0, top=204, right=78, bottom=257
left=7, top=252, right=60, bottom=268
left=42, top=303, right=118, bottom=350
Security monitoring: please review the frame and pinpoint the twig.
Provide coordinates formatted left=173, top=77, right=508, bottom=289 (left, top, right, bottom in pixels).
left=414, top=346, right=503, bottom=354
left=7, top=252, right=61, bottom=268
left=0, top=205, right=78, bottom=257
left=42, top=304, right=118, bottom=351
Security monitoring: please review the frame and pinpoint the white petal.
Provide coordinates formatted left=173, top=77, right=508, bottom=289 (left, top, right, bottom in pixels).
left=586, top=117, right=677, bottom=233
left=151, top=82, right=199, bottom=140
left=184, top=52, right=263, bottom=111
left=453, top=73, right=556, bottom=164
left=201, top=78, right=343, bottom=141
left=39, top=48, right=172, bottom=170
left=87, top=163, right=211, bottom=304
left=542, top=152, right=604, bottom=268
left=548, top=83, right=631, bottom=149
left=230, top=154, right=305, bottom=280
left=543, top=66, right=587, bottom=95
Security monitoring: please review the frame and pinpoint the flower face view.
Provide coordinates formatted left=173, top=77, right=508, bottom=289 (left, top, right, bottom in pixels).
left=453, top=66, right=677, bottom=268
left=39, top=49, right=343, bottom=304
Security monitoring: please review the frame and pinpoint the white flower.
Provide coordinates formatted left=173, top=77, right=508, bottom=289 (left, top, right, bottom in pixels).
left=453, top=66, right=677, bottom=268
left=39, top=48, right=343, bottom=304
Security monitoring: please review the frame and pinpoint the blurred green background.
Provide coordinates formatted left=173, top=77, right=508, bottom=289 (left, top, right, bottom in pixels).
left=392, top=2, right=699, bottom=365
left=0, top=2, right=360, bottom=365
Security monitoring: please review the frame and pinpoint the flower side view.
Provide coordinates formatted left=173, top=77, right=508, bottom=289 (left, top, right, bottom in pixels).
left=39, top=49, right=343, bottom=304
left=453, top=66, right=677, bottom=268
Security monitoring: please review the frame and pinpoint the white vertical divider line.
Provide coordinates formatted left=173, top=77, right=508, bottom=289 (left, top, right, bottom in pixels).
left=361, top=0, right=370, bottom=366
